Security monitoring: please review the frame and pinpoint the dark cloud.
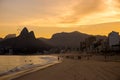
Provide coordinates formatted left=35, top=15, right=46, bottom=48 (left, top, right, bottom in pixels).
left=61, top=0, right=105, bottom=23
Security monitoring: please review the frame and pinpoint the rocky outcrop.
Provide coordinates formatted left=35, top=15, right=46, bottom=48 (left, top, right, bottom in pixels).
left=18, top=27, right=36, bottom=39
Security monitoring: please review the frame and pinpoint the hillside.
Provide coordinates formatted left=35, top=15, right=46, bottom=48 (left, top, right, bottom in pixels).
left=39, top=31, right=107, bottom=48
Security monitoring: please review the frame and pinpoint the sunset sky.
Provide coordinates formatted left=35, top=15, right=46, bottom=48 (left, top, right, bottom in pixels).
left=0, top=0, right=120, bottom=38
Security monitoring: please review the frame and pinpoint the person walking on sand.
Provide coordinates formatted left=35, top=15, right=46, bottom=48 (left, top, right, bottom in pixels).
left=58, top=56, right=60, bottom=61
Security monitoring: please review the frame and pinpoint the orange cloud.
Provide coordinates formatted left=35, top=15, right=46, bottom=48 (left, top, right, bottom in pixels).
left=60, top=0, right=106, bottom=23
left=114, top=0, right=120, bottom=9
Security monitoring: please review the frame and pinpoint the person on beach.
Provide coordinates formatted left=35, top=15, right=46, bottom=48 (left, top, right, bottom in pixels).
left=58, top=56, right=60, bottom=61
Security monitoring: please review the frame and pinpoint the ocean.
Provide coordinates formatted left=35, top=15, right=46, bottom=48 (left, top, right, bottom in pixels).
left=0, top=55, right=58, bottom=74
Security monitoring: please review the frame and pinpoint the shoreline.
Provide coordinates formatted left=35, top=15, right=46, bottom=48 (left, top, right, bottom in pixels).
left=0, top=54, right=120, bottom=80
left=12, top=59, right=120, bottom=80
left=0, top=55, right=60, bottom=80
left=12, top=54, right=120, bottom=80
left=0, top=60, right=60, bottom=80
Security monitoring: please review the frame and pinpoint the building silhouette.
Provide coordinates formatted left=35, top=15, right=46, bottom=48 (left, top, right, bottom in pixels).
left=108, top=31, right=120, bottom=51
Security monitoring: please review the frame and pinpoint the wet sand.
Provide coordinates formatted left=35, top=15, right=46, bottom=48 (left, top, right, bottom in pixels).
left=13, top=58, right=120, bottom=80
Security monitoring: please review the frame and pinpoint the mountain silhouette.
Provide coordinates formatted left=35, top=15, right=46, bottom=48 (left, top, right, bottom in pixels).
left=18, top=27, right=35, bottom=39
left=4, top=34, right=16, bottom=40
left=39, top=31, right=90, bottom=48
left=0, top=27, right=51, bottom=54
left=39, top=31, right=106, bottom=48
left=0, top=38, right=3, bottom=42
left=0, top=27, right=107, bottom=55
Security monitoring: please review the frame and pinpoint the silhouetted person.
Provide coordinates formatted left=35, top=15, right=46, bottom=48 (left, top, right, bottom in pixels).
left=58, top=56, right=60, bottom=61
left=78, top=56, right=81, bottom=60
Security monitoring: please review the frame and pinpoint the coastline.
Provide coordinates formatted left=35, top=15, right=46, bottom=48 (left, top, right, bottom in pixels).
left=0, top=55, right=60, bottom=80
left=0, top=61, right=60, bottom=80
left=1, top=54, right=120, bottom=80
left=12, top=54, right=120, bottom=80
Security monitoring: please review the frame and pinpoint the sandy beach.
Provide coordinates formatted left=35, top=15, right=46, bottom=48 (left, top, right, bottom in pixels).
left=12, top=56, right=120, bottom=80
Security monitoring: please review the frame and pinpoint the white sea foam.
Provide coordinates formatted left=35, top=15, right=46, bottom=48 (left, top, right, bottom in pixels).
left=0, top=55, right=58, bottom=76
